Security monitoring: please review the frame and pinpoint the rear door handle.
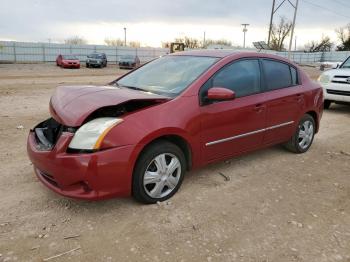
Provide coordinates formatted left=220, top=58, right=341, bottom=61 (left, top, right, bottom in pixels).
left=295, top=94, right=304, bottom=102
left=254, top=103, right=265, bottom=113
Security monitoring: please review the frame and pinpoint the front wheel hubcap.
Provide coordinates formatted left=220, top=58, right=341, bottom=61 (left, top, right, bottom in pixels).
left=298, top=120, right=314, bottom=149
left=143, top=153, right=181, bottom=199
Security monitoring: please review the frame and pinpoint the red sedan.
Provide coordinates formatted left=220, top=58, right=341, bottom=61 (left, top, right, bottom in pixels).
left=27, top=51, right=323, bottom=203
left=56, top=54, right=80, bottom=69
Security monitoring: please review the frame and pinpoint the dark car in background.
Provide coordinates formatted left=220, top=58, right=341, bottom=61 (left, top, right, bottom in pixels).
left=86, top=53, right=107, bottom=68
left=56, top=54, right=80, bottom=69
left=119, top=55, right=140, bottom=69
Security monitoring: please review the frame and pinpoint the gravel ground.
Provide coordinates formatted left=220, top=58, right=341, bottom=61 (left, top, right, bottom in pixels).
left=0, top=64, right=349, bottom=262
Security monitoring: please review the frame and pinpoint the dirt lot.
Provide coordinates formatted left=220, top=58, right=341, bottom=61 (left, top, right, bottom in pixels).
left=0, top=64, right=349, bottom=262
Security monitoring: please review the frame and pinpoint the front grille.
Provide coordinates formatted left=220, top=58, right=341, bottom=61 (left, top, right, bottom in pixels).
left=34, top=118, right=62, bottom=150
left=331, top=75, right=350, bottom=84
left=331, top=80, right=350, bottom=84
left=327, top=89, right=350, bottom=96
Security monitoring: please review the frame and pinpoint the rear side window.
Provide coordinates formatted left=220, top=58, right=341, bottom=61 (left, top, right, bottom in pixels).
left=263, top=59, right=295, bottom=90
left=212, top=59, right=261, bottom=98
left=290, top=66, right=298, bottom=85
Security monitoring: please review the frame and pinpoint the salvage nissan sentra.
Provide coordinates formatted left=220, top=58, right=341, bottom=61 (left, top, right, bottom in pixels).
left=27, top=50, right=323, bottom=203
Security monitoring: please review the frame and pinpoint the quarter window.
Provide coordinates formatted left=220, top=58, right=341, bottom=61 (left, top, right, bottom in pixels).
left=211, top=59, right=261, bottom=98
left=290, top=66, right=298, bottom=85
left=263, top=60, right=294, bottom=90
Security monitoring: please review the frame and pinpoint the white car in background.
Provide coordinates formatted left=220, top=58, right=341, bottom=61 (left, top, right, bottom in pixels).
left=318, top=56, right=350, bottom=109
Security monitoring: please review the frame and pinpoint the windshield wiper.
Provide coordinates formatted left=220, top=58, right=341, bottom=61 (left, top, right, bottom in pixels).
left=118, top=84, right=148, bottom=92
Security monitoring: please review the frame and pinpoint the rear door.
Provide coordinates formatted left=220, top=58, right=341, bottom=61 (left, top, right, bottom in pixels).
left=261, top=59, right=304, bottom=145
left=200, top=58, right=267, bottom=162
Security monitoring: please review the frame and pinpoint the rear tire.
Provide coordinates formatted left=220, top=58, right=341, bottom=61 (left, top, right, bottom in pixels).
left=132, top=141, right=186, bottom=204
left=324, top=100, right=332, bottom=109
left=284, top=114, right=315, bottom=154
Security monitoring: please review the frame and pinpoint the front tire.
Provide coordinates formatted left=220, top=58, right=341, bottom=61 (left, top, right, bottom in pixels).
left=284, top=114, right=315, bottom=153
left=132, top=141, right=186, bottom=204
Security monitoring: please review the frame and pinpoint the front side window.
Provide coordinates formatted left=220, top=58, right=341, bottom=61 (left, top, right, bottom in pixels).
left=211, top=59, right=261, bottom=98
left=263, top=59, right=294, bottom=90
left=116, top=56, right=218, bottom=96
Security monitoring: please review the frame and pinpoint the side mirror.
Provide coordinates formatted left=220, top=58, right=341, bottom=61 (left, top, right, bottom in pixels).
left=207, top=87, right=235, bottom=101
left=332, top=63, right=339, bottom=69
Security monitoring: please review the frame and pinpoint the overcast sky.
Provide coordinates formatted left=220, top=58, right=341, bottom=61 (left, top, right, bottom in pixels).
left=1, top=0, right=349, bottom=47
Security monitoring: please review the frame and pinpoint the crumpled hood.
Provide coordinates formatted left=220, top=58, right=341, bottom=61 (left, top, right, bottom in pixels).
left=50, top=85, right=168, bottom=126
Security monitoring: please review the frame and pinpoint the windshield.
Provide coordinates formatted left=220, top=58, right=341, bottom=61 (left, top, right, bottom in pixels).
left=88, top=54, right=103, bottom=59
left=340, top=56, right=350, bottom=68
left=115, top=56, right=218, bottom=96
left=63, top=55, right=78, bottom=60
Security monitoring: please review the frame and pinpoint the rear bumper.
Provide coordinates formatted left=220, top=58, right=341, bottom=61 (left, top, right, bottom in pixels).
left=27, top=131, right=134, bottom=200
left=119, top=63, right=135, bottom=69
left=87, top=62, right=103, bottom=66
left=323, top=83, right=350, bottom=103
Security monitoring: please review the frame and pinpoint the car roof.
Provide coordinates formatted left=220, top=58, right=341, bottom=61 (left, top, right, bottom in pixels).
left=170, top=50, right=294, bottom=64
left=171, top=49, right=241, bottom=58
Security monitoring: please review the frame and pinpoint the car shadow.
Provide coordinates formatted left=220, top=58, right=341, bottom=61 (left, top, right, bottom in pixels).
left=326, top=104, right=350, bottom=114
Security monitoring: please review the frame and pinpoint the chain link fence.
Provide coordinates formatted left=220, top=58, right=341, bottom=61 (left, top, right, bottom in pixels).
left=0, top=41, right=169, bottom=64
left=1, top=41, right=350, bottom=64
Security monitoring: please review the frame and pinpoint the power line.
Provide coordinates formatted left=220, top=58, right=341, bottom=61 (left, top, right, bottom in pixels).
left=302, top=0, right=350, bottom=19
left=333, top=0, right=350, bottom=10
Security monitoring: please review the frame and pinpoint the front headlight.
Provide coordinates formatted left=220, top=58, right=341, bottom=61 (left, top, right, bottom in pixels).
left=69, top=117, right=123, bottom=150
left=318, top=74, right=330, bottom=84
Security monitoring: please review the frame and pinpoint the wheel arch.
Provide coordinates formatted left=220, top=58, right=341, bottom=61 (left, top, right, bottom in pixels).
left=136, top=133, right=193, bottom=171
left=305, top=110, right=319, bottom=133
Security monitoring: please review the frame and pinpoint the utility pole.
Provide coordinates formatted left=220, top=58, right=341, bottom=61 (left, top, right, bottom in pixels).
left=241, top=24, right=249, bottom=48
left=267, top=0, right=276, bottom=47
left=124, top=27, right=127, bottom=46
left=288, top=0, right=299, bottom=59
left=267, top=0, right=299, bottom=55
left=203, top=31, right=206, bottom=48
left=294, top=35, right=297, bottom=51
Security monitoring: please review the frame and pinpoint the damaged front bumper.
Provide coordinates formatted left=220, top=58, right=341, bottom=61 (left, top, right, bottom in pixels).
left=27, top=118, right=134, bottom=200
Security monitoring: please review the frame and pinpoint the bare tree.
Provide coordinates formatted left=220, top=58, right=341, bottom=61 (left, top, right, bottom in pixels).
left=64, top=36, right=87, bottom=45
left=304, top=36, right=333, bottom=52
left=174, top=36, right=200, bottom=49
left=336, top=24, right=350, bottom=51
left=162, top=42, right=170, bottom=48
left=203, top=39, right=232, bottom=48
left=270, top=17, right=292, bottom=51
left=129, top=41, right=141, bottom=48
left=104, top=38, right=124, bottom=46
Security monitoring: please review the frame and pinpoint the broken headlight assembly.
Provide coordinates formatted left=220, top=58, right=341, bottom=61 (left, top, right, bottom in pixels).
left=68, top=118, right=123, bottom=151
